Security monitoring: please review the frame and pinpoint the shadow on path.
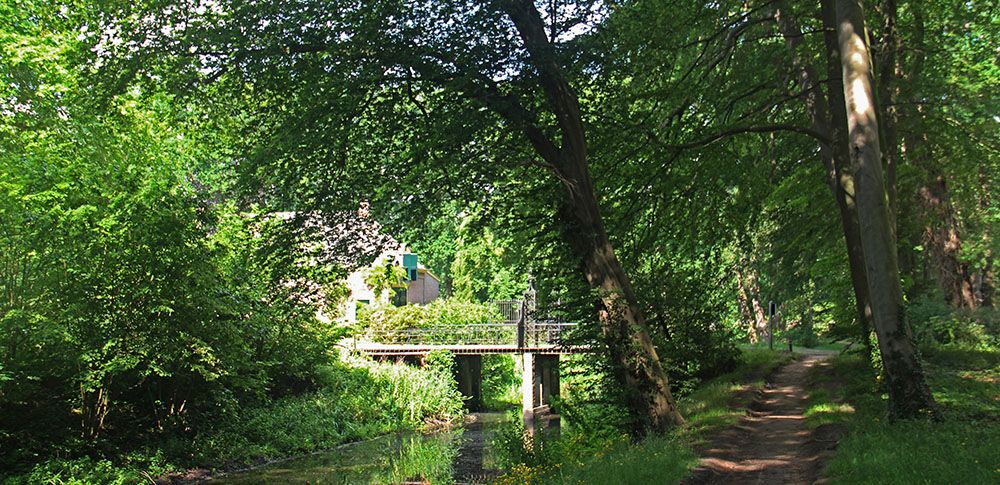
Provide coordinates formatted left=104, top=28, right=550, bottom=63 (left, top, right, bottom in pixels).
left=684, top=350, right=842, bottom=485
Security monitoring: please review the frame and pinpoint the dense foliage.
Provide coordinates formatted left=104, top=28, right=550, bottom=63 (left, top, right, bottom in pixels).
left=0, top=5, right=465, bottom=479
left=1, top=0, right=997, bottom=481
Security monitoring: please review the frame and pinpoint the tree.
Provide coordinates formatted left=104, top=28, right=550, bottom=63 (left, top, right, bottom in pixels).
left=893, top=4, right=980, bottom=310
left=775, top=0, right=875, bottom=359
left=92, top=0, right=684, bottom=434
left=832, top=0, right=937, bottom=418
left=495, top=0, right=683, bottom=432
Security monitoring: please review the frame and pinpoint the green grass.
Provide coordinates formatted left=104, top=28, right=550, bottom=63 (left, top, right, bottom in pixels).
left=807, top=341, right=851, bottom=352
left=801, top=357, right=866, bottom=429
left=531, top=435, right=697, bottom=485
left=802, top=391, right=855, bottom=429
left=817, top=346, right=1000, bottom=484
left=678, top=348, right=794, bottom=440
left=495, top=348, right=793, bottom=484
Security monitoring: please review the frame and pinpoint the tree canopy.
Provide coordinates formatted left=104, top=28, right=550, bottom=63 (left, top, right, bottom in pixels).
left=1, top=0, right=998, bottom=480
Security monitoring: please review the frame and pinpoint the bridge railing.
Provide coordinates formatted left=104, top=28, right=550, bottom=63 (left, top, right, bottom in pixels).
left=362, top=322, right=576, bottom=347
left=520, top=322, right=575, bottom=347
left=488, top=299, right=524, bottom=324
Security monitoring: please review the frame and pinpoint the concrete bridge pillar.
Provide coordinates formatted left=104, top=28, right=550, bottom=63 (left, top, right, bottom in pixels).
left=521, top=353, right=559, bottom=430
left=455, top=354, right=483, bottom=411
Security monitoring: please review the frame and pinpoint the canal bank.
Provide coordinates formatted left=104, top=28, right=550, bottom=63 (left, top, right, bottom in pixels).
left=205, top=412, right=522, bottom=484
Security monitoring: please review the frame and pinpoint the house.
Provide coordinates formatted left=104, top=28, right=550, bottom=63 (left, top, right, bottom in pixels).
left=343, top=248, right=441, bottom=324
left=269, top=205, right=441, bottom=324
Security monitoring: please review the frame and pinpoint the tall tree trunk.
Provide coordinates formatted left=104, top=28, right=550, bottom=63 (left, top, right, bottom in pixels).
left=917, top=174, right=978, bottom=309
left=833, top=0, right=937, bottom=419
left=557, top=166, right=685, bottom=434
left=499, top=0, right=683, bottom=435
left=748, top=271, right=769, bottom=342
left=980, top=264, right=995, bottom=308
left=875, top=0, right=900, bottom=239
left=736, top=263, right=769, bottom=343
left=976, top=164, right=995, bottom=307
left=735, top=267, right=759, bottom=343
left=900, top=9, right=977, bottom=310
left=776, top=1, right=873, bottom=360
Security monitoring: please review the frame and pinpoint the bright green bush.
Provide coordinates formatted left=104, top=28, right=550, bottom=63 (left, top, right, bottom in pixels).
left=8, top=457, right=141, bottom=485
left=189, top=358, right=465, bottom=467
left=482, top=354, right=521, bottom=409
left=0, top=96, right=350, bottom=476
left=360, top=358, right=467, bottom=426
left=358, top=298, right=500, bottom=335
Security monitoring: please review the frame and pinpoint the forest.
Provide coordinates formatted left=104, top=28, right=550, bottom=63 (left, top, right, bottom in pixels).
left=1, top=0, right=997, bottom=483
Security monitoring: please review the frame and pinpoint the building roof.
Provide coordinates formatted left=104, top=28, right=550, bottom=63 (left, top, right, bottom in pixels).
left=272, top=206, right=401, bottom=270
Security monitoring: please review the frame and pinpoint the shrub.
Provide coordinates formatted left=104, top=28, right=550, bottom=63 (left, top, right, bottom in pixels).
left=481, top=354, right=520, bottom=409
left=190, top=358, right=466, bottom=468
left=655, top=318, right=741, bottom=396
left=357, top=298, right=500, bottom=336
left=908, top=296, right=999, bottom=349
left=10, top=457, right=143, bottom=485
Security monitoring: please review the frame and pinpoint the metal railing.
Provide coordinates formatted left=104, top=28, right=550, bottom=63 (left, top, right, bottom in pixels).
left=363, top=322, right=576, bottom=347
left=488, top=299, right=524, bottom=324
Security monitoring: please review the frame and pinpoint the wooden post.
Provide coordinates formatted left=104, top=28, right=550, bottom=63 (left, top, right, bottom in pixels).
left=768, top=300, right=776, bottom=351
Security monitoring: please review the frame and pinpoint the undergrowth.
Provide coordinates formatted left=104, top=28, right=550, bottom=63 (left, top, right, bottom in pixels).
left=4, top=357, right=465, bottom=484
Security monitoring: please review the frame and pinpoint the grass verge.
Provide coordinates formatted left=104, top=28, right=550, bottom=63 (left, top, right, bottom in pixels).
left=811, top=346, right=1000, bottom=484
left=676, top=348, right=794, bottom=441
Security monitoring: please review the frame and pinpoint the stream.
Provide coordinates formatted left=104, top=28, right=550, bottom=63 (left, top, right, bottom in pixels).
left=206, top=413, right=523, bottom=484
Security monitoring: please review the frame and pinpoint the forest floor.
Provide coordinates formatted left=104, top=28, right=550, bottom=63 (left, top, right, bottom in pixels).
left=685, top=349, right=842, bottom=485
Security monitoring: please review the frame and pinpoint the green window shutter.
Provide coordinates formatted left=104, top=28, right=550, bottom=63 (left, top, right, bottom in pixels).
left=402, top=253, right=418, bottom=281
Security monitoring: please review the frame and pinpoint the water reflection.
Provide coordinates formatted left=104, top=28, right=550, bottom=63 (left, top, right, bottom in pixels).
left=208, top=413, right=518, bottom=484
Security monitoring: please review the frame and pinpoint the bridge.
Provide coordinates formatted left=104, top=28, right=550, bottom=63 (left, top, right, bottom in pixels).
left=356, top=322, right=579, bottom=355
left=353, top=297, right=587, bottom=429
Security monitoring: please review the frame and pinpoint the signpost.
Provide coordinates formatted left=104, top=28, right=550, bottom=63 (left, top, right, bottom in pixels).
left=767, top=301, right=776, bottom=351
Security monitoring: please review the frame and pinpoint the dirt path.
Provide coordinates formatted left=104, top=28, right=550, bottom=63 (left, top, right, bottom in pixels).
left=685, top=350, right=841, bottom=485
